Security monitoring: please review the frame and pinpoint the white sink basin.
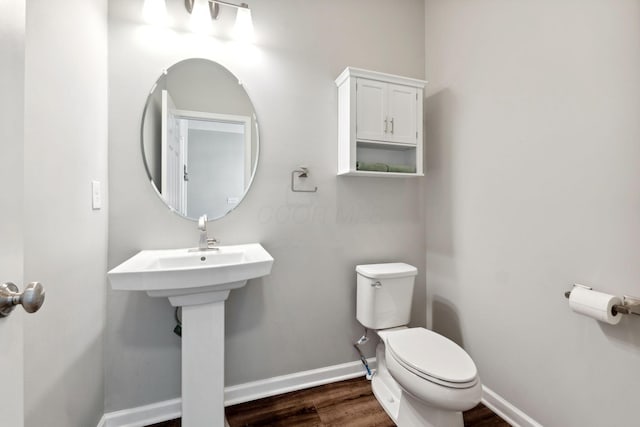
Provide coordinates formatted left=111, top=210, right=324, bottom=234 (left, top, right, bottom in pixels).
left=108, top=243, right=274, bottom=306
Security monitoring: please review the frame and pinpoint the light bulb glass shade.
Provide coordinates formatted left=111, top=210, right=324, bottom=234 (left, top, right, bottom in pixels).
left=233, top=6, right=254, bottom=43
left=142, top=0, right=168, bottom=25
left=189, top=0, right=213, bottom=34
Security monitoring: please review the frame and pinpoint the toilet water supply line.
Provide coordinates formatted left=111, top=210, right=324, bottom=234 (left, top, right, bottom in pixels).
left=354, top=328, right=374, bottom=380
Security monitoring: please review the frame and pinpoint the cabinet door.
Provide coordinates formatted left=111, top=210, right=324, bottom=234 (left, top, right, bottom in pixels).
left=356, top=78, right=387, bottom=142
left=387, top=84, right=417, bottom=144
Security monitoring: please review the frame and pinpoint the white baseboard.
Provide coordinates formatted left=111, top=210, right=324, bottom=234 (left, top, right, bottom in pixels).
left=99, top=358, right=375, bottom=427
left=99, top=398, right=181, bottom=427
left=482, top=386, right=542, bottom=427
left=224, top=357, right=376, bottom=406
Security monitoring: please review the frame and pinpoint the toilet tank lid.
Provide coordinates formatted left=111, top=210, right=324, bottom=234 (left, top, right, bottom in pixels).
left=356, top=263, right=418, bottom=279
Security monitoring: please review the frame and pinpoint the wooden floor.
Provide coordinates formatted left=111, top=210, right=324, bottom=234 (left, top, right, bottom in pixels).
left=148, top=377, right=510, bottom=427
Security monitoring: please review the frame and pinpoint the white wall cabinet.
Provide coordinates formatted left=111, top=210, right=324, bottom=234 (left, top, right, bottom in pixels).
left=336, top=67, right=426, bottom=176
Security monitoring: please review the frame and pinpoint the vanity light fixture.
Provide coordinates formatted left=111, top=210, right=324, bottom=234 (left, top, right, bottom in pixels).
left=188, top=0, right=214, bottom=33
left=232, top=3, right=254, bottom=42
left=184, top=0, right=219, bottom=19
left=184, top=0, right=254, bottom=41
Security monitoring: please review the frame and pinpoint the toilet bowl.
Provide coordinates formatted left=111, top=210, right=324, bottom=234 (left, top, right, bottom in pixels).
left=356, top=263, right=482, bottom=427
left=387, top=328, right=481, bottom=403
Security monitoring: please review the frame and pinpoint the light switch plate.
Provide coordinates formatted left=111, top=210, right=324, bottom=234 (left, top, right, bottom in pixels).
left=92, top=180, right=102, bottom=210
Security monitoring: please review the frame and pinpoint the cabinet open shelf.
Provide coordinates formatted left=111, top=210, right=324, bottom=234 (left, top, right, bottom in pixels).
left=339, top=170, right=425, bottom=178
left=357, top=140, right=417, bottom=150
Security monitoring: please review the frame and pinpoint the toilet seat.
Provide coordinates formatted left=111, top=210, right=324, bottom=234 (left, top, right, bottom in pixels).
left=387, top=328, right=478, bottom=389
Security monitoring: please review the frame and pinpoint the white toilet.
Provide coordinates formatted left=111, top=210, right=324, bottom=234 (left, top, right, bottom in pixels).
left=356, top=263, right=482, bottom=427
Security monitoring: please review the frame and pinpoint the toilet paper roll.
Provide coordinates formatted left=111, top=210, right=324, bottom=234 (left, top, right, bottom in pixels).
left=569, top=286, right=622, bottom=325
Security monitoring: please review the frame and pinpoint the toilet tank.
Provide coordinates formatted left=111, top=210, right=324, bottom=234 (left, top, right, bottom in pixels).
left=356, top=263, right=418, bottom=330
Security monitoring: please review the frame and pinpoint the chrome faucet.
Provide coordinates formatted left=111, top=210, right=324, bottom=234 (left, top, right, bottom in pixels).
left=197, top=214, right=218, bottom=251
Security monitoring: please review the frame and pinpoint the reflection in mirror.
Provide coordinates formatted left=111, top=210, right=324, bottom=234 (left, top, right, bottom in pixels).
left=142, top=58, right=259, bottom=221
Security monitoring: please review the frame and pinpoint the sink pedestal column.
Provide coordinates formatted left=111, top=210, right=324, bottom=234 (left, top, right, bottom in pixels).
left=180, top=291, right=230, bottom=427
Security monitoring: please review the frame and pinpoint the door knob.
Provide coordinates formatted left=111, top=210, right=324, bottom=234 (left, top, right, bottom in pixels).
left=0, top=282, right=45, bottom=317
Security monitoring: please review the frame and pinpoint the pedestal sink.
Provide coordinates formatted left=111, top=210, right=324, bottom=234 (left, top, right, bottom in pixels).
left=108, top=243, right=274, bottom=427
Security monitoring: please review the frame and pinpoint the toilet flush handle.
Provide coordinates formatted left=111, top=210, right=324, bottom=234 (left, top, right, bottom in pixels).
left=371, top=281, right=382, bottom=289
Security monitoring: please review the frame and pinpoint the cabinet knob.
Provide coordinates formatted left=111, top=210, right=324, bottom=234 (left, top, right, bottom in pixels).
left=390, top=118, right=394, bottom=134
left=384, top=118, right=388, bottom=133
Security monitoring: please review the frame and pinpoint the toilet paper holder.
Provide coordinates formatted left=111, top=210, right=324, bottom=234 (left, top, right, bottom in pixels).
left=564, top=286, right=640, bottom=316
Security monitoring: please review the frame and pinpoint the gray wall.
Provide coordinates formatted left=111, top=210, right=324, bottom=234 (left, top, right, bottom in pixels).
left=424, top=1, right=640, bottom=426
left=107, top=0, right=426, bottom=412
left=23, top=0, right=108, bottom=426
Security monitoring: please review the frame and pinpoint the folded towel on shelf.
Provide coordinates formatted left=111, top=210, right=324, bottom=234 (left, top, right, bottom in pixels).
left=387, top=164, right=416, bottom=173
left=356, top=162, right=389, bottom=172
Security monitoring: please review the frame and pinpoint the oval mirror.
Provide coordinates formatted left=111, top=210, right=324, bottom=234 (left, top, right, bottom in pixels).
left=141, top=58, right=259, bottom=221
